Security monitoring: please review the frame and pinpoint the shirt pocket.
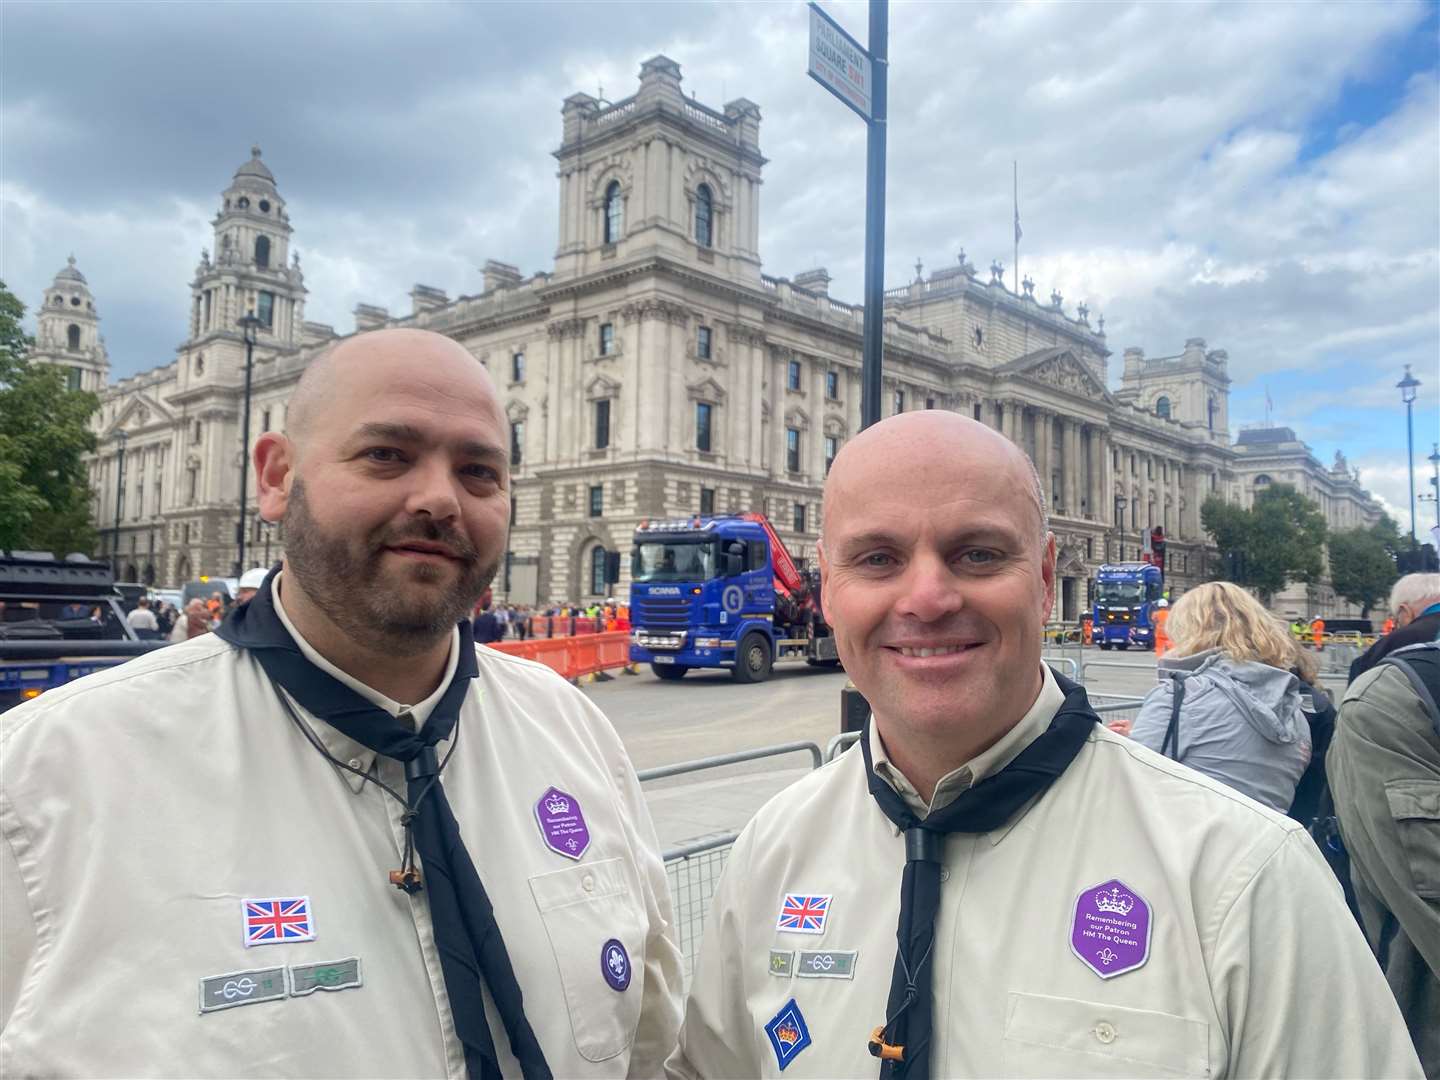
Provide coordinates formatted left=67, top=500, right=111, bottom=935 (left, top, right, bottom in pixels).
left=528, top=857, right=645, bottom=1063
left=1001, top=992, right=1209, bottom=1079
left=1385, top=779, right=1440, bottom=900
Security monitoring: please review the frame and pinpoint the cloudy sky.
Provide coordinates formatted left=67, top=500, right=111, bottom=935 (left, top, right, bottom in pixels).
left=3, top=0, right=1438, bottom=537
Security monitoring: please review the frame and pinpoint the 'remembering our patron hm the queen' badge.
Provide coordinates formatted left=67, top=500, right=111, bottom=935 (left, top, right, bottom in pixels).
left=534, top=786, right=591, bottom=860
left=1070, top=878, right=1151, bottom=979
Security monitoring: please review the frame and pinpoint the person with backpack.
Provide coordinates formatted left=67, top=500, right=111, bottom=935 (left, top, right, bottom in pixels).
left=1128, top=581, right=1312, bottom=813
left=1328, top=641, right=1440, bottom=1077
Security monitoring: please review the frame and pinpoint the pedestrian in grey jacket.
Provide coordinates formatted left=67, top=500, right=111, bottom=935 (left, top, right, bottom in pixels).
left=1127, top=581, right=1312, bottom=812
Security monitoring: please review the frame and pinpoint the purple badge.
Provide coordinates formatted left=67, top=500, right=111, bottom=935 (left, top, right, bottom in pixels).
left=534, top=786, right=591, bottom=860
left=601, top=938, right=631, bottom=991
left=1070, top=879, right=1151, bottom=979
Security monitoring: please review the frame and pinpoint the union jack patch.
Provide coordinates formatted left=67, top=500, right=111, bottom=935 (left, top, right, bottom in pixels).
left=242, top=897, right=316, bottom=948
left=775, top=893, right=832, bottom=935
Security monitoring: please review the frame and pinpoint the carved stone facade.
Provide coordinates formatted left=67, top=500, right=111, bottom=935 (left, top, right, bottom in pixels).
left=40, top=56, right=1381, bottom=617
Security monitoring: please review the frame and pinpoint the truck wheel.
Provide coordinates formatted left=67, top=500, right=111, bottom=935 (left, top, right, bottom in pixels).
left=732, top=633, right=772, bottom=683
left=805, top=658, right=842, bottom=668
left=1118, top=643, right=1129, bottom=651
left=651, top=663, right=689, bottom=680
left=1099, top=642, right=1111, bottom=651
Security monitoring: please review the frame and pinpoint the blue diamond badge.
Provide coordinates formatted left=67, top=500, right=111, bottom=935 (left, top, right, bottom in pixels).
left=764, top=997, right=812, bottom=1071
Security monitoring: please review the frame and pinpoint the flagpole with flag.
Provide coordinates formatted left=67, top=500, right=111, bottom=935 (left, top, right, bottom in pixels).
left=1265, top=386, right=1273, bottom=426
left=1013, top=161, right=1021, bottom=293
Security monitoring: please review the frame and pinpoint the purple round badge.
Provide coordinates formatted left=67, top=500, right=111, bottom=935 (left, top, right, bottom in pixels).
left=601, top=938, right=631, bottom=992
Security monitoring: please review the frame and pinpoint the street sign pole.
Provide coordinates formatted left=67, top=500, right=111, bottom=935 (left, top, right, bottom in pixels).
left=862, top=0, right=888, bottom=430
left=808, top=0, right=887, bottom=430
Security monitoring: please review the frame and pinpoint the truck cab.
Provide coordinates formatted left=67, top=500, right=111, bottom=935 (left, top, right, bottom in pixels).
left=1093, top=562, right=1164, bottom=650
left=627, top=515, right=837, bottom=682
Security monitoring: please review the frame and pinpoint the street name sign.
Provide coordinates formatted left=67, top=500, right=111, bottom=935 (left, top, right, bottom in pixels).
left=807, top=2, right=873, bottom=122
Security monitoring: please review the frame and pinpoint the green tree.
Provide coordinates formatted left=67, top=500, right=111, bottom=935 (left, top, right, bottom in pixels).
left=1201, top=483, right=1328, bottom=605
left=0, top=280, right=101, bottom=554
left=1328, top=517, right=1400, bottom=617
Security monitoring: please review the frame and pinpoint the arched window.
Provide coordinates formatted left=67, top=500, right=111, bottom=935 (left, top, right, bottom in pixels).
left=695, top=184, right=713, bottom=248
left=255, top=235, right=270, bottom=269
left=67, top=324, right=81, bottom=350
left=1255, top=474, right=1272, bottom=487
left=1155, top=395, right=1171, bottom=419
left=1207, top=395, right=1217, bottom=432
left=590, top=545, right=607, bottom=596
left=603, top=181, right=623, bottom=244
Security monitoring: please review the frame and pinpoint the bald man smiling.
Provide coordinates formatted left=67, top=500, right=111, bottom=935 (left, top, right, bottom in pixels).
left=2, top=329, right=683, bottom=1078
left=668, top=412, right=1418, bottom=1080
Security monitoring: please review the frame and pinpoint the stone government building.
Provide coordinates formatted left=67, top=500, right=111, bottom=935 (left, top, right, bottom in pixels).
left=27, top=56, right=1382, bottom=620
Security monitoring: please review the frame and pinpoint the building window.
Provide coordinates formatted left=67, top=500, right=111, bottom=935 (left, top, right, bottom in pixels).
left=187, top=468, right=198, bottom=504
left=973, top=403, right=982, bottom=421
left=594, top=399, right=610, bottom=449
left=511, top=351, right=525, bottom=383
left=590, top=545, right=607, bottom=596
left=154, top=479, right=162, bottom=515
left=793, top=502, right=807, bottom=533
left=700, top=486, right=715, bottom=516
left=1155, top=395, right=1171, bottom=419
left=192, top=421, right=203, bottom=444
left=695, top=184, right=714, bottom=248
left=1147, top=458, right=1154, bottom=479
left=261, top=408, right=271, bottom=433
left=67, top=324, right=81, bottom=350
left=697, top=326, right=712, bottom=359
left=67, top=366, right=82, bottom=391
left=195, top=353, right=204, bottom=376
left=603, top=181, right=623, bottom=244
left=826, top=370, right=839, bottom=399
left=255, top=236, right=270, bottom=269
left=589, top=485, right=603, bottom=517
left=1207, top=396, right=1217, bottom=432
left=696, top=402, right=713, bottom=453
left=894, top=389, right=905, bottom=414
left=926, top=396, right=936, bottom=410
left=257, top=291, right=275, bottom=328
left=824, top=434, right=839, bottom=474
left=599, top=323, right=615, bottom=356
left=1254, top=473, right=1272, bottom=487
left=786, top=428, right=801, bottom=473
left=787, top=359, right=802, bottom=391
left=974, top=326, right=984, bottom=349
left=510, top=420, right=524, bottom=467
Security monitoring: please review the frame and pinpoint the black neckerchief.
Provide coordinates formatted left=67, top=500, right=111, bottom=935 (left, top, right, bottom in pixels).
left=216, top=568, right=552, bottom=1080
left=859, top=671, right=1097, bottom=1080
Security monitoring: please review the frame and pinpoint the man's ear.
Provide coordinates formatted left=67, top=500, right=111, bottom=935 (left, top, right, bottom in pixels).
left=1039, top=532, right=1057, bottom=619
left=255, top=432, right=295, bottom=523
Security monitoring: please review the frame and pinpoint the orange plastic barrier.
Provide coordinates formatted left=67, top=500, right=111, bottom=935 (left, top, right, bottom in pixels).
left=487, top=630, right=631, bottom=681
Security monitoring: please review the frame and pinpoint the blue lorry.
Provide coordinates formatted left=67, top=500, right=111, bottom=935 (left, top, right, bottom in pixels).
left=627, top=513, right=840, bottom=682
left=1092, top=562, right=1165, bottom=650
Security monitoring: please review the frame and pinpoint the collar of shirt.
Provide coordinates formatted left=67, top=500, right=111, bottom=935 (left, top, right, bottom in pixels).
left=868, top=663, right=1066, bottom=818
left=271, top=571, right=461, bottom=793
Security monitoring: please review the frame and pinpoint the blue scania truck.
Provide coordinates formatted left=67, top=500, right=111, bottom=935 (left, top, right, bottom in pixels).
left=1092, top=561, right=1165, bottom=650
left=627, top=513, right=840, bottom=682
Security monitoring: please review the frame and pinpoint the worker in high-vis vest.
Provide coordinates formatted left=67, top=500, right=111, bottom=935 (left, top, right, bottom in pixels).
left=1153, top=598, right=1171, bottom=657
left=1311, top=615, right=1326, bottom=651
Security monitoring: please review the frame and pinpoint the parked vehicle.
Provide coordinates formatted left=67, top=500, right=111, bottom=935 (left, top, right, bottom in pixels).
left=1093, top=561, right=1164, bottom=650
left=627, top=514, right=840, bottom=683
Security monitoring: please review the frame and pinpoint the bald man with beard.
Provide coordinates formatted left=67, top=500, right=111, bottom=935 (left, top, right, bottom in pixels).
left=2, top=329, right=682, bottom=1078
left=668, top=412, right=1418, bottom=1080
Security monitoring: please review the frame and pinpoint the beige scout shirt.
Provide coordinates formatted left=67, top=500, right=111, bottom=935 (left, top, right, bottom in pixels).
left=669, top=665, right=1421, bottom=1079
left=2, top=579, right=683, bottom=1078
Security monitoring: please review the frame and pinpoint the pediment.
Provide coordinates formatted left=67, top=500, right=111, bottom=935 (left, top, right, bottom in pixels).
left=585, top=373, right=621, bottom=400
left=105, top=392, right=174, bottom=437
left=1003, top=347, right=1111, bottom=402
left=506, top=399, right=530, bottom=423
left=686, top=376, right=727, bottom=404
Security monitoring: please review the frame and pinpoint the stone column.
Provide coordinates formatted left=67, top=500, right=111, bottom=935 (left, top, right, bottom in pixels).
left=1034, top=410, right=1052, bottom=509
left=1060, top=421, right=1078, bottom=515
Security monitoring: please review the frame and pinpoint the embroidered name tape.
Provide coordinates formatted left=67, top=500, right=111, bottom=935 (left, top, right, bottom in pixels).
left=775, top=893, right=832, bottom=935
left=765, top=997, right=812, bottom=1071
left=199, top=966, right=287, bottom=1014
left=243, top=896, right=315, bottom=947
left=290, top=957, right=363, bottom=996
left=796, top=948, right=857, bottom=979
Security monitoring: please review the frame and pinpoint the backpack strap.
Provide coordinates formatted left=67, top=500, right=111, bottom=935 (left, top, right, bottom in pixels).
left=1161, top=675, right=1187, bottom=760
left=1378, top=642, right=1440, bottom=740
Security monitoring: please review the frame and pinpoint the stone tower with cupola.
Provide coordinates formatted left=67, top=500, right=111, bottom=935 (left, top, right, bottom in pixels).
left=29, top=256, right=110, bottom=392
left=178, top=146, right=307, bottom=397
left=552, top=55, right=765, bottom=283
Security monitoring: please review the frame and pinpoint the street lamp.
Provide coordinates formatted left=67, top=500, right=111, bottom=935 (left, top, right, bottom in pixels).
left=1422, top=442, right=1440, bottom=530
left=1397, top=364, right=1421, bottom=550
left=111, top=429, right=127, bottom=575
left=235, top=310, right=264, bottom=576
left=1113, top=495, right=1128, bottom=562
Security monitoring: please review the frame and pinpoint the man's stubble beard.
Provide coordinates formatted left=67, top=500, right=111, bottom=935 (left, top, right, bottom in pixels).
left=282, top=477, right=500, bottom=657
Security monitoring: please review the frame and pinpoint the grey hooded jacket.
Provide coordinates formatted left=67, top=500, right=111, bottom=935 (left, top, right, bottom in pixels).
left=1131, top=649, right=1312, bottom=812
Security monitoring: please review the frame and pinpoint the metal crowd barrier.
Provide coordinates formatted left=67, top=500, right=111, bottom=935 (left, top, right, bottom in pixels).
left=1041, top=655, right=1080, bottom=682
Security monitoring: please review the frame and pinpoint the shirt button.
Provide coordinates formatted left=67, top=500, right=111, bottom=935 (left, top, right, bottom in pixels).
left=582, top=875, right=595, bottom=892
left=1094, top=1022, right=1117, bottom=1044
left=348, top=759, right=361, bottom=769
left=939, top=868, right=951, bottom=882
